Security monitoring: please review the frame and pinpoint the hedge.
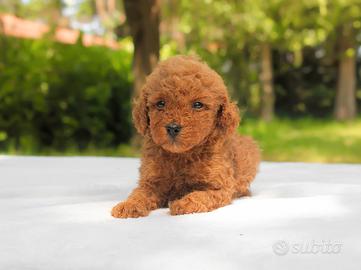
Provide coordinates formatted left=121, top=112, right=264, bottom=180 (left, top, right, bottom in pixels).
left=0, top=36, right=133, bottom=153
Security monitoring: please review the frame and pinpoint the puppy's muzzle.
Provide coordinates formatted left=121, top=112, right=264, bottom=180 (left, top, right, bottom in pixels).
left=166, top=123, right=182, bottom=139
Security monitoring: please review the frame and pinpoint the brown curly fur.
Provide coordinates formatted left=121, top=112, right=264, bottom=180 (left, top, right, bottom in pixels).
left=111, top=55, right=260, bottom=218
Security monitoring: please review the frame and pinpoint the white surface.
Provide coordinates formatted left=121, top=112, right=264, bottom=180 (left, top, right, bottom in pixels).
left=0, top=156, right=361, bottom=270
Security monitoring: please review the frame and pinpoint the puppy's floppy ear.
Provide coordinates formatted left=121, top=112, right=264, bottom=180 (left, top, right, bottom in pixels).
left=132, top=90, right=149, bottom=136
left=217, top=101, right=240, bottom=136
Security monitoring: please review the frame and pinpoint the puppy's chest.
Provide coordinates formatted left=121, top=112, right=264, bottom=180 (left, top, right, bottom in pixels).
left=164, top=160, right=210, bottom=201
left=164, top=155, right=207, bottom=178
left=162, top=156, right=209, bottom=185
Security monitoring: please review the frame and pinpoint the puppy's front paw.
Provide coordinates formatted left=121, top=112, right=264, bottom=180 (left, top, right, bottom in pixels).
left=169, top=195, right=208, bottom=216
left=111, top=201, right=149, bottom=218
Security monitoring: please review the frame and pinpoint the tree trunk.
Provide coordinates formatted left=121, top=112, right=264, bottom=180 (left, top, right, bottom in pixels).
left=334, top=23, right=357, bottom=121
left=260, top=43, right=275, bottom=122
left=123, top=0, right=160, bottom=96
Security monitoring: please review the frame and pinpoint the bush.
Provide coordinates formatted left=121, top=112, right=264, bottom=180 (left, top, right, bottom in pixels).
left=0, top=36, right=133, bottom=153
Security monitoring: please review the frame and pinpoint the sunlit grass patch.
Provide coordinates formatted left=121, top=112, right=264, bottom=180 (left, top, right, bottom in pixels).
left=3, top=144, right=140, bottom=158
left=240, top=118, right=361, bottom=163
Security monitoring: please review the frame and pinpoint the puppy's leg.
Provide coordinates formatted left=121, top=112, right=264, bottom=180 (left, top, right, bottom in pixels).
left=169, top=189, right=232, bottom=215
left=233, top=183, right=251, bottom=198
left=233, top=135, right=260, bottom=198
left=111, top=186, right=163, bottom=218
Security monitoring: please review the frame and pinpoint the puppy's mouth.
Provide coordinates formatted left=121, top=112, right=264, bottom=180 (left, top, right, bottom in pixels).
left=167, top=136, right=178, bottom=144
left=152, top=125, right=201, bottom=153
left=160, top=138, right=191, bottom=153
left=161, top=138, right=180, bottom=148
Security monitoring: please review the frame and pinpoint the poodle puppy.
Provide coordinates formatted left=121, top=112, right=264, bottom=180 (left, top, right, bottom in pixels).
left=111, top=55, right=260, bottom=218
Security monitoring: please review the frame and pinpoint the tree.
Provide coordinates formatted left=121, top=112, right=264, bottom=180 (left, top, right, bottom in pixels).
left=328, top=1, right=361, bottom=120
left=75, top=0, right=161, bottom=97
left=334, top=23, right=357, bottom=120
left=123, top=0, right=160, bottom=96
left=237, top=0, right=329, bottom=121
left=260, top=42, right=274, bottom=121
left=176, top=0, right=330, bottom=121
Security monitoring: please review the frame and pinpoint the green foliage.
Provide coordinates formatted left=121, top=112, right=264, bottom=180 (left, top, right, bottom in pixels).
left=161, top=0, right=361, bottom=117
left=0, top=36, right=133, bottom=153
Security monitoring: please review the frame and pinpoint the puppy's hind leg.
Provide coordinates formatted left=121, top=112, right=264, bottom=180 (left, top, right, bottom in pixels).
left=233, top=183, right=251, bottom=198
left=233, top=136, right=261, bottom=198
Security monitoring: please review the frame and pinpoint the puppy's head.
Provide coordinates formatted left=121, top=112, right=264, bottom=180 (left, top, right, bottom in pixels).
left=133, top=55, right=239, bottom=153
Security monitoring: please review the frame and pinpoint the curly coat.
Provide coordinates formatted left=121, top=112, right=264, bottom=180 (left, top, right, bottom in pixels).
left=111, top=55, right=260, bottom=218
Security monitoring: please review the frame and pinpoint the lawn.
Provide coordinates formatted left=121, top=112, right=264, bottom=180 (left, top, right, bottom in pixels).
left=2, top=118, right=361, bottom=164
left=240, top=118, right=361, bottom=163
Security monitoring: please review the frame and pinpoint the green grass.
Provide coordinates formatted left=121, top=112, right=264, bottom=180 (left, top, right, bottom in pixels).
left=2, top=118, right=361, bottom=163
left=2, top=144, right=139, bottom=158
left=240, top=118, right=361, bottom=163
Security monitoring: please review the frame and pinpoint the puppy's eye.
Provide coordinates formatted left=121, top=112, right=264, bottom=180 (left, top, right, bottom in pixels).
left=156, top=100, right=165, bottom=109
left=192, top=101, right=204, bottom=109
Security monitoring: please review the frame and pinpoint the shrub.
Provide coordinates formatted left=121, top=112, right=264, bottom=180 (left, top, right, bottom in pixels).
left=0, top=36, right=133, bottom=153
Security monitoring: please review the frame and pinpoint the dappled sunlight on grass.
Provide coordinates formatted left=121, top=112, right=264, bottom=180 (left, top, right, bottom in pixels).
left=240, top=118, right=361, bottom=163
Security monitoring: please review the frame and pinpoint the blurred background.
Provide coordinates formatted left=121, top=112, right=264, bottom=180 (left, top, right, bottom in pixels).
left=0, top=0, right=360, bottom=163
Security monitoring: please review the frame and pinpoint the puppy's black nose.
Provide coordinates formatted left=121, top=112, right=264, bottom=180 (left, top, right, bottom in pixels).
left=166, top=123, right=182, bottom=138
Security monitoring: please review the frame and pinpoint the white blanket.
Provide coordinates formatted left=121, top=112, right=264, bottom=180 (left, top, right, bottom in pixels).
left=1, top=156, right=360, bottom=270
